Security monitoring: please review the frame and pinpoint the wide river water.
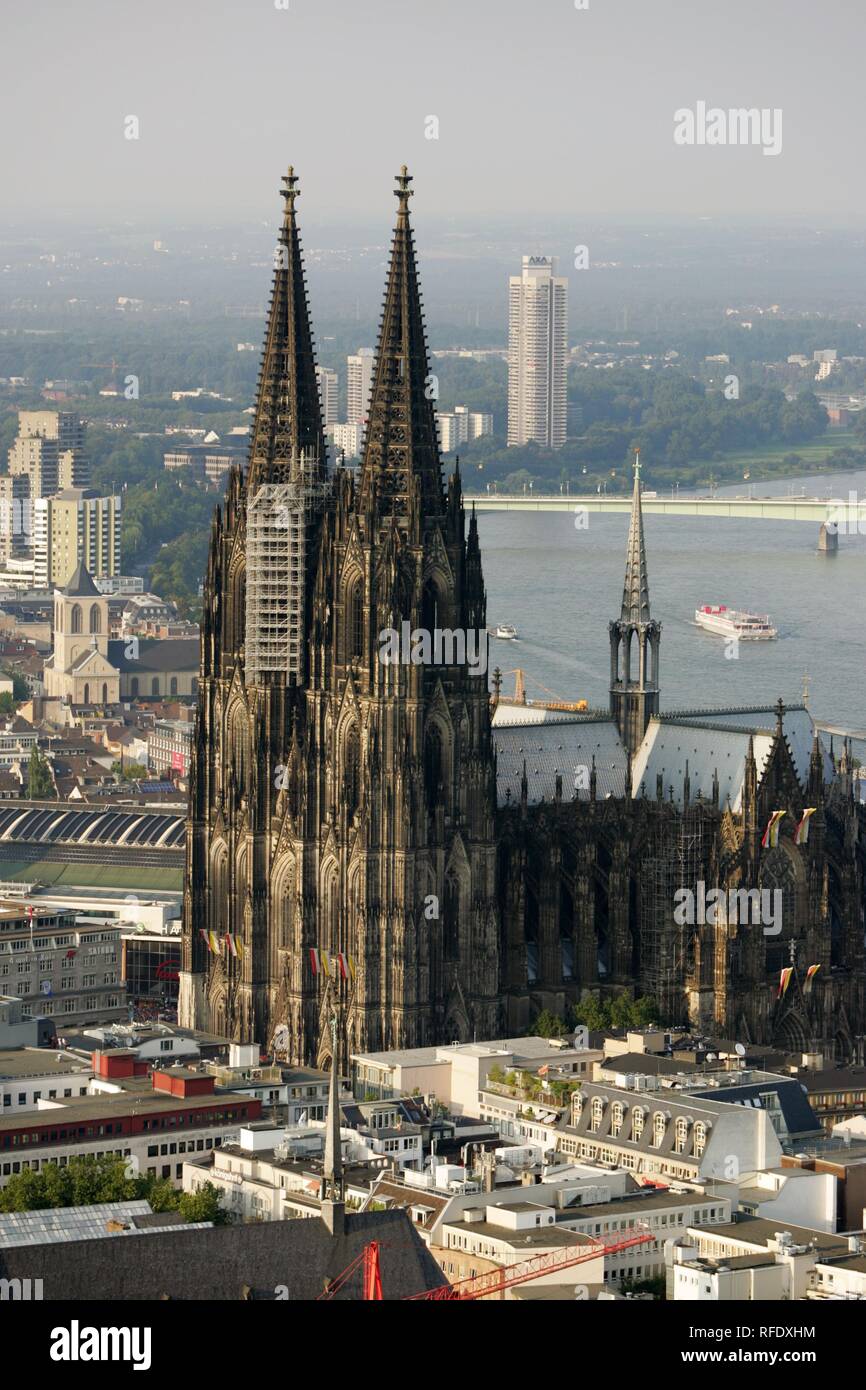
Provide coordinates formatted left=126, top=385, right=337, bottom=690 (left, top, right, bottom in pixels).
left=476, top=466, right=866, bottom=737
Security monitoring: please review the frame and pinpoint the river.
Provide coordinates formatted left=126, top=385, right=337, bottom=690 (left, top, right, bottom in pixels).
left=477, top=466, right=866, bottom=735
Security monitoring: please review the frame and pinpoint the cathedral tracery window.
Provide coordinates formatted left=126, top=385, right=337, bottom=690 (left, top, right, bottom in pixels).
left=524, top=883, right=539, bottom=984
left=71, top=604, right=82, bottom=634
left=559, top=882, right=574, bottom=981
left=760, top=843, right=802, bottom=973
left=424, top=724, right=444, bottom=811
left=444, top=872, right=460, bottom=960
left=343, top=725, right=361, bottom=818
left=89, top=604, right=101, bottom=634
left=347, top=580, right=364, bottom=661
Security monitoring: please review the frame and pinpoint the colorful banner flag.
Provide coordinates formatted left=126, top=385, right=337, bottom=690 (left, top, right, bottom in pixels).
left=309, top=948, right=320, bottom=976
left=225, top=934, right=244, bottom=959
left=794, top=808, right=817, bottom=846
left=777, top=966, right=793, bottom=999
left=208, top=930, right=220, bottom=955
left=762, top=810, right=786, bottom=849
left=321, top=950, right=331, bottom=978
left=336, top=952, right=348, bottom=980
left=805, top=963, right=821, bottom=993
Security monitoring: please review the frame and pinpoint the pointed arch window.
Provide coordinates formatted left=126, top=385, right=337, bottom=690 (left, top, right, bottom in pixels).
left=424, top=724, right=443, bottom=810
left=348, top=580, right=364, bottom=660
left=89, top=604, right=101, bottom=634
left=71, top=604, right=82, bottom=634
left=344, top=725, right=360, bottom=818
left=422, top=578, right=442, bottom=635
left=83, top=683, right=90, bottom=704
left=444, top=872, right=460, bottom=960
left=559, top=881, right=574, bottom=980
left=102, top=683, right=108, bottom=704
left=525, top=884, right=539, bottom=984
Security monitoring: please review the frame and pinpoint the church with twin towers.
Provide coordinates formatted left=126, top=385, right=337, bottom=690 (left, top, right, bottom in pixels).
left=180, top=165, right=865, bottom=1067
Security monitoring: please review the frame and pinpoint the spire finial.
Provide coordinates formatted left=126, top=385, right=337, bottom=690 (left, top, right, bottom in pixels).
left=281, top=165, right=299, bottom=210
left=395, top=164, right=413, bottom=208
left=634, top=448, right=641, bottom=479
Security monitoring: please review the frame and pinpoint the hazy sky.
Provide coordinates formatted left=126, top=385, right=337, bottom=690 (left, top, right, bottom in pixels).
left=3, top=0, right=865, bottom=226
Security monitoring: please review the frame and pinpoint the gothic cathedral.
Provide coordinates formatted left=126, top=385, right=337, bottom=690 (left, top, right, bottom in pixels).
left=181, top=166, right=866, bottom=1065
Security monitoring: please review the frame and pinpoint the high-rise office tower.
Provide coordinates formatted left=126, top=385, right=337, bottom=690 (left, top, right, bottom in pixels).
left=346, top=347, right=374, bottom=425
left=506, top=256, right=568, bottom=449
left=315, top=366, right=339, bottom=425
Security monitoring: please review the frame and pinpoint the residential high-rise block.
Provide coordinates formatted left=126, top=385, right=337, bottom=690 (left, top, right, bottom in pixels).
left=315, top=366, right=339, bottom=425
left=346, top=347, right=374, bottom=425
left=507, top=255, right=568, bottom=449
left=33, top=489, right=122, bottom=589
left=8, top=411, right=88, bottom=496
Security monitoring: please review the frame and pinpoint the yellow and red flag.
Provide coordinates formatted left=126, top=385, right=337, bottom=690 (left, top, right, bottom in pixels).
left=762, top=810, right=786, bottom=849
left=794, top=809, right=817, bottom=845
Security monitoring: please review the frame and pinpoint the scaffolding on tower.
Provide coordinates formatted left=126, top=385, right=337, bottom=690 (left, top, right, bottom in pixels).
left=641, top=803, right=708, bottom=1018
left=245, top=448, right=329, bottom=685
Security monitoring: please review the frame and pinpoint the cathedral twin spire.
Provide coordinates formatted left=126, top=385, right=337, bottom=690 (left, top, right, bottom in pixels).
left=245, top=164, right=445, bottom=530
left=246, top=166, right=326, bottom=494
left=357, top=166, right=446, bottom=525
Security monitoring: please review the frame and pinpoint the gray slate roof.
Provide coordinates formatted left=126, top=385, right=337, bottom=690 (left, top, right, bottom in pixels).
left=0, top=1208, right=446, bottom=1300
left=494, top=715, right=628, bottom=806
left=108, top=637, right=199, bottom=673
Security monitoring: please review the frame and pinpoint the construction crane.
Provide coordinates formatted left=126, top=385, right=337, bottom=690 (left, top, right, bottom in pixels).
left=319, top=1225, right=655, bottom=1301
left=501, top=668, right=588, bottom=712
left=318, top=1240, right=384, bottom=1301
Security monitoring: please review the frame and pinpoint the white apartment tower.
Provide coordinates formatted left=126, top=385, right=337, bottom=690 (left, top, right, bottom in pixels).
left=346, top=347, right=375, bottom=425
left=507, top=255, right=568, bottom=449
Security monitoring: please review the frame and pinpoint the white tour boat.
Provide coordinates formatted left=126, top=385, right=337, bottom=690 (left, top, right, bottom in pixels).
left=694, top=605, right=777, bottom=640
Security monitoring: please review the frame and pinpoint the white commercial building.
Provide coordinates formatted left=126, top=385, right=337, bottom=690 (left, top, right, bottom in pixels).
left=347, top=348, right=375, bottom=425
left=507, top=255, right=568, bottom=449
left=327, top=422, right=364, bottom=461
left=315, top=366, right=339, bottom=425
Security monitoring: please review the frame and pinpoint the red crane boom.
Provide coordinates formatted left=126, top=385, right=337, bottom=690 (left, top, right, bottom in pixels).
left=406, top=1224, right=655, bottom=1301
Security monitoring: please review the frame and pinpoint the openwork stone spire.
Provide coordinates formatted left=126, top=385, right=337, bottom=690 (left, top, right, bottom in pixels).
left=247, top=166, right=325, bottom=492
left=609, top=450, right=661, bottom=755
left=621, top=450, right=652, bottom=625
left=358, top=166, right=446, bottom=524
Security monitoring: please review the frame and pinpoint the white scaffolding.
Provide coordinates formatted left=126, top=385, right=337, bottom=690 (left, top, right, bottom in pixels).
left=245, top=455, right=327, bottom=685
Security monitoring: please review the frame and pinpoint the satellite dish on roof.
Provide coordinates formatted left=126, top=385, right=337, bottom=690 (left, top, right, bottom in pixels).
left=735, top=1043, right=746, bottom=1057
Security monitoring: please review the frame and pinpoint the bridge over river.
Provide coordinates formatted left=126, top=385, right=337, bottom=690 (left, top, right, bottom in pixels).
left=464, top=492, right=866, bottom=551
